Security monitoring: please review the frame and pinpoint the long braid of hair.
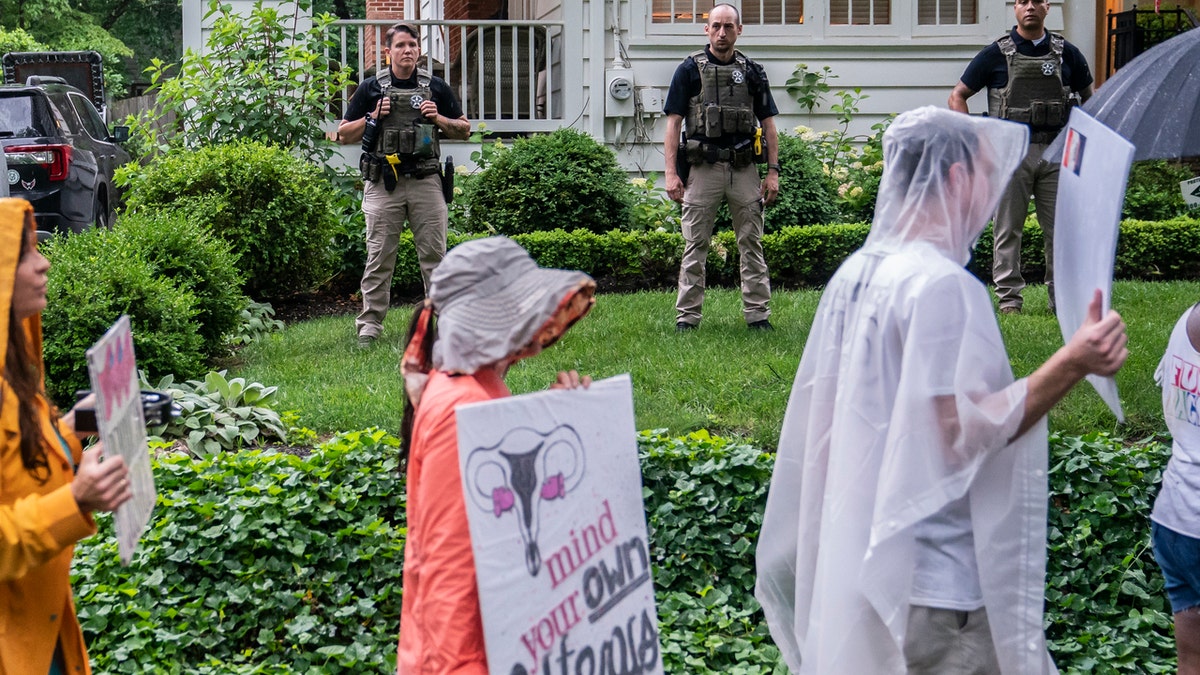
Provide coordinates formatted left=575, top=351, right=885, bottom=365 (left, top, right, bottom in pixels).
left=5, top=309, right=50, bottom=483
left=399, top=304, right=437, bottom=470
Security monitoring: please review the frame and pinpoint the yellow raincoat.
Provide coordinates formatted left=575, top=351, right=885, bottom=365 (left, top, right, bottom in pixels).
left=0, top=199, right=96, bottom=675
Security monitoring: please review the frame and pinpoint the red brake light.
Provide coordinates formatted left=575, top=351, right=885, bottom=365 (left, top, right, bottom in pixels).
left=4, top=144, right=72, bottom=181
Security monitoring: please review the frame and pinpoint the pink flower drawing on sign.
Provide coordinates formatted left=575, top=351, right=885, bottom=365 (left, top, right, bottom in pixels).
left=493, top=487, right=515, bottom=517
left=97, top=330, right=135, bottom=421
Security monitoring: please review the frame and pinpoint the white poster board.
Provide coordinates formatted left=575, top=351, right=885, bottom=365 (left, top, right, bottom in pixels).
left=85, top=315, right=157, bottom=565
left=456, top=374, right=663, bottom=675
left=1053, top=108, right=1136, bottom=422
left=1183, top=176, right=1200, bottom=209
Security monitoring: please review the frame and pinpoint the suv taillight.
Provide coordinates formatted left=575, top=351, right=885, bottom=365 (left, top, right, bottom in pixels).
left=4, top=144, right=72, bottom=181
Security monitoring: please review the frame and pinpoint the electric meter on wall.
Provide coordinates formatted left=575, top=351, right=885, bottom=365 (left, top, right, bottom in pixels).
left=608, top=76, right=633, bottom=100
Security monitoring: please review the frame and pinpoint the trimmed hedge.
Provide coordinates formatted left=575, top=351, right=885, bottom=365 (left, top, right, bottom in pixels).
left=382, top=216, right=1200, bottom=297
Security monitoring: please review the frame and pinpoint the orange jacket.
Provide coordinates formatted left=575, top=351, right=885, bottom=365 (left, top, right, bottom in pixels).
left=0, top=199, right=97, bottom=675
left=397, top=369, right=509, bottom=674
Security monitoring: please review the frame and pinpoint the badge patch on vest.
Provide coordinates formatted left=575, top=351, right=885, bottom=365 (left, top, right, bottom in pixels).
left=1041, top=62, right=1056, bottom=76
left=730, top=69, right=745, bottom=84
left=410, top=94, right=425, bottom=109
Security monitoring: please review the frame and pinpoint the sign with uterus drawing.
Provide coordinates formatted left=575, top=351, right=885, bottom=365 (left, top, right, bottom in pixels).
left=455, top=374, right=662, bottom=675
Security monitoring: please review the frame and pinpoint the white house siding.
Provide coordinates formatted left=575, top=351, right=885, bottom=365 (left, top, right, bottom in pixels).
left=183, top=1, right=313, bottom=55
left=321, top=0, right=1096, bottom=173
left=559, top=0, right=1096, bottom=174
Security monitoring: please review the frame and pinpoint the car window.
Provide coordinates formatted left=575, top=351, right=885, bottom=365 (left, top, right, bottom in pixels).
left=49, top=93, right=84, bottom=137
left=69, top=93, right=110, bottom=141
left=0, top=94, right=46, bottom=138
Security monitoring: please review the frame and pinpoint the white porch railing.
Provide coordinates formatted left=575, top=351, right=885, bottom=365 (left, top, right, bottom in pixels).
left=327, top=19, right=565, bottom=133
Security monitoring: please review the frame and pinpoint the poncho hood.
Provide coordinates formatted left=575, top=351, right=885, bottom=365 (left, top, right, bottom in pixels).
left=0, top=199, right=43, bottom=379
left=865, top=107, right=1029, bottom=265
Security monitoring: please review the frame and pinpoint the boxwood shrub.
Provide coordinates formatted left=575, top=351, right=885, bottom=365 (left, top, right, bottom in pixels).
left=466, top=128, right=634, bottom=235
left=41, top=229, right=204, bottom=404
left=122, top=140, right=338, bottom=299
left=112, top=210, right=245, bottom=356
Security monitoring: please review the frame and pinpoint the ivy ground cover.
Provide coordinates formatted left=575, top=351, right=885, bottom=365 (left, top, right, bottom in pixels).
left=73, top=429, right=1176, bottom=673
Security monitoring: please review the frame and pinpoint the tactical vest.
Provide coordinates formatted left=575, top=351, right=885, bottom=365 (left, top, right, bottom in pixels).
left=685, top=49, right=758, bottom=141
left=987, top=33, right=1073, bottom=142
left=369, top=69, right=441, bottom=174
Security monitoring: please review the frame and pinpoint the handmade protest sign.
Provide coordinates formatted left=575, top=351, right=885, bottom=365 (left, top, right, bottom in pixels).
left=1053, top=108, right=1136, bottom=422
left=456, top=374, right=662, bottom=675
left=85, top=315, right=157, bottom=565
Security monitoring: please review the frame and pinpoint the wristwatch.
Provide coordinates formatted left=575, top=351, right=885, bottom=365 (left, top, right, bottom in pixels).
left=767, top=163, right=782, bottom=173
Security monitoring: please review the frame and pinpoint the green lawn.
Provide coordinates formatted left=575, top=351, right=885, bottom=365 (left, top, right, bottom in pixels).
left=231, top=280, right=1200, bottom=449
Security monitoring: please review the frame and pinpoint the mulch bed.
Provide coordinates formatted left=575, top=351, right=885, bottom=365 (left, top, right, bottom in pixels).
left=268, top=276, right=424, bottom=325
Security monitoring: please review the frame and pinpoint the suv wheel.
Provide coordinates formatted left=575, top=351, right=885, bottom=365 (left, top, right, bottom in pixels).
left=93, top=192, right=110, bottom=229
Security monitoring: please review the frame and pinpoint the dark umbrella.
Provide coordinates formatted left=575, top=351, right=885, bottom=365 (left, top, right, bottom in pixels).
left=1044, top=26, right=1200, bottom=162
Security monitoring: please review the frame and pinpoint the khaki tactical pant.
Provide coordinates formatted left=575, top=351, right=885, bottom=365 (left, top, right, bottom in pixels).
left=993, top=142, right=1057, bottom=311
left=676, top=161, right=771, bottom=325
left=356, top=173, right=447, bottom=339
left=904, top=606, right=1002, bottom=675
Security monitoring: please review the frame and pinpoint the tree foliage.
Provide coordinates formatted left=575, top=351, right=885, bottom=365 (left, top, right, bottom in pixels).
left=0, top=1, right=134, bottom=98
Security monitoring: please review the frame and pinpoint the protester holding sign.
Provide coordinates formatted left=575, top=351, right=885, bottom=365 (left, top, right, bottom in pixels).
left=1152, top=302, right=1200, bottom=675
left=0, top=198, right=132, bottom=674
left=396, top=237, right=596, bottom=673
left=755, top=108, right=1128, bottom=674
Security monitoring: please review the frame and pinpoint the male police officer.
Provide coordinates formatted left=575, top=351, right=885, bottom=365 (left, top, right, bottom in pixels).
left=664, top=3, right=780, bottom=332
left=338, top=22, right=470, bottom=348
left=949, top=0, right=1092, bottom=315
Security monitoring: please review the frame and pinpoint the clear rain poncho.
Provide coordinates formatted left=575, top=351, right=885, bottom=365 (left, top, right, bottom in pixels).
left=756, top=107, right=1057, bottom=674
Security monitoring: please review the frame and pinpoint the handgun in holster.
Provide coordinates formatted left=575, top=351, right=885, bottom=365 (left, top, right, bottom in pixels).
left=676, top=131, right=690, bottom=185
left=441, top=156, right=454, bottom=203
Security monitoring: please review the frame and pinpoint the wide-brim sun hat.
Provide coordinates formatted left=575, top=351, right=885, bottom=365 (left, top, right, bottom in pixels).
left=428, top=236, right=595, bottom=374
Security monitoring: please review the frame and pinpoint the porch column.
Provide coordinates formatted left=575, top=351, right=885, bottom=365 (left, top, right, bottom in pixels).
left=1061, top=1, right=1097, bottom=83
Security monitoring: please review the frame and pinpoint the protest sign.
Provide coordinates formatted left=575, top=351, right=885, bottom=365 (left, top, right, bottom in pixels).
left=85, top=315, right=157, bottom=565
left=1053, top=108, right=1135, bottom=422
left=456, top=374, right=662, bottom=675
left=1183, top=176, right=1200, bottom=209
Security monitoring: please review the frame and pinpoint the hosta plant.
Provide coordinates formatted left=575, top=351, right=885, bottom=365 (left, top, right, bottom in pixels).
left=143, top=370, right=286, bottom=457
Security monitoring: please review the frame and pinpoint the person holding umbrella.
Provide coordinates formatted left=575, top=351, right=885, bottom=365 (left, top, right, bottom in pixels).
left=948, top=0, right=1093, bottom=315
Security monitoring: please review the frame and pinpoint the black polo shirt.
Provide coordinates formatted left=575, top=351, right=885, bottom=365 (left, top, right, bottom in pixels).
left=344, top=69, right=464, bottom=122
left=959, top=27, right=1093, bottom=94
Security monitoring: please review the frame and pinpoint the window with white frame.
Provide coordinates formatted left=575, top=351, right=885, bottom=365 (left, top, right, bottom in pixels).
left=829, top=0, right=890, bottom=25
left=651, top=0, right=804, bottom=25
left=917, top=0, right=977, bottom=24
